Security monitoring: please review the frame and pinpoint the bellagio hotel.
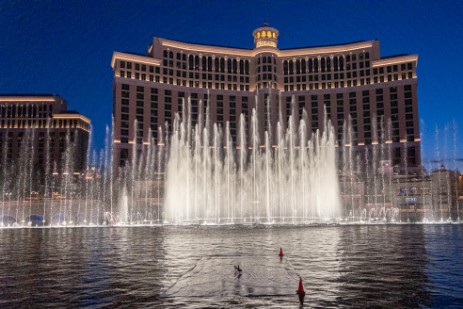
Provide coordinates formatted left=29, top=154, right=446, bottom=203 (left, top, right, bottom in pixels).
left=111, top=24, right=421, bottom=174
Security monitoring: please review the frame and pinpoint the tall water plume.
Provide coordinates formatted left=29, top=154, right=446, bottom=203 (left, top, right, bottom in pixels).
left=164, top=96, right=341, bottom=224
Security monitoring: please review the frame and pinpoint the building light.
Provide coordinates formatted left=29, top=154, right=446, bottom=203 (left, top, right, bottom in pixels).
left=256, top=41, right=277, bottom=48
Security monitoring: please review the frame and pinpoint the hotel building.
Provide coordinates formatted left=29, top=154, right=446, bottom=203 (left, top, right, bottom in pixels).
left=111, top=24, right=420, bottom=174
left=0, top=95, right=91, bottom=175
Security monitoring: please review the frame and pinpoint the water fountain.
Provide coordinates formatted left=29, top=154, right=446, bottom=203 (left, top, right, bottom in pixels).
left=164, top=100, right=341, bottom=224
left=0, top=94, right=461, bottom=227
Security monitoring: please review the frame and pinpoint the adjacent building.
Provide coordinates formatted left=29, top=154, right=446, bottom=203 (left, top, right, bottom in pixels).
left=111, top=24, right=420, bottom=174
left=0, top=95, right=91, bottom=175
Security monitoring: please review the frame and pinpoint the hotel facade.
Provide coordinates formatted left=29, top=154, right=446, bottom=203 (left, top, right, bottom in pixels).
left=111, top=24, right=420, bottom=174
left=0, top=95, right=91, bottom=176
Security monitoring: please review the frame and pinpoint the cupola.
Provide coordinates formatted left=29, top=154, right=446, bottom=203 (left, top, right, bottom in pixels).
left=252, top=23, right=279, bottom=49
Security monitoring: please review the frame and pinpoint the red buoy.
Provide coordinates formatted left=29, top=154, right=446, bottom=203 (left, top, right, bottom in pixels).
left=296, top=278, right=306, bottom=305
left=279, top=247, right=284, bottom=257
left=297, top=278, right=305, bottom=294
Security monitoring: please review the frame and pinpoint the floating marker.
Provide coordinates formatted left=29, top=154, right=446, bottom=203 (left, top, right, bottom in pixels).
left=297, top=278, right=305, bottom=294
left=296, top=278, right=306, bottom=305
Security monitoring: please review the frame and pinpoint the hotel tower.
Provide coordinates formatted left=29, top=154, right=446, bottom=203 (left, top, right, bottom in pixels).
left=111, top=24, right=420, bottom=175
left=0, top=95, right=91, bottom=175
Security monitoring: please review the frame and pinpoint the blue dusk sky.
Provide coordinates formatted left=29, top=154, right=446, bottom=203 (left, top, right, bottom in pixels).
left=1, top=0, right=462, bottom=170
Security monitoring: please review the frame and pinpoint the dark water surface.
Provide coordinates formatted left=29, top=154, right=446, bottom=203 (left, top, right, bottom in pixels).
left=1, top=224, right=462, bottom=308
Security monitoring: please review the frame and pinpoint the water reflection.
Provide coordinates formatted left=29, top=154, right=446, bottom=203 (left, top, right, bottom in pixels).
left=0, top=225, right=461, bottom=307
left=335, top=225, right=431, bottom=307
left=424, top=225, right=463, bottom=307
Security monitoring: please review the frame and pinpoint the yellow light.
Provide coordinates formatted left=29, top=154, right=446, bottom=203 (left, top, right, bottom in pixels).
left=111, top=52, right=162, bottom=68
left=0, top=97, right=58, bottom=102
left=53, top=114, right=91, bottom=124
left=256, top=41, right=277, bottom=48
left=159, top=38, right=375, bottom=58
left=371, top=55, right=418, bottom=67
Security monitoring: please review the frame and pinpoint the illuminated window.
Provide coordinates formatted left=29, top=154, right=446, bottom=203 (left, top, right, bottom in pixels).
left=267, top=31, right=271, bottom=38
left=220, top=58, right=225, bottom=73
left=208, top=57, right=213, bottom=71
left=262, top=31, right=266, bottom=38
left=202, top=57, right=207, bottom=71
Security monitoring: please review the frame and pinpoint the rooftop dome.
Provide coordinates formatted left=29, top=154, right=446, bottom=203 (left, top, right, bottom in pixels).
left=252, top=23, right=279, bottom=49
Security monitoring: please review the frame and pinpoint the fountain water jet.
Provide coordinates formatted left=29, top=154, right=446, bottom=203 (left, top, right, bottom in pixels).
left=164, top=98, right=341, bottom=225
left=0, top=94, right=461, bottom=227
